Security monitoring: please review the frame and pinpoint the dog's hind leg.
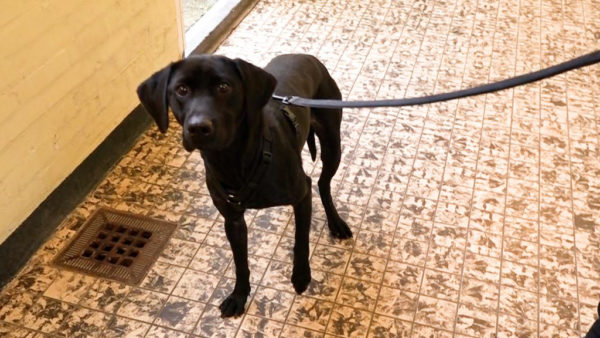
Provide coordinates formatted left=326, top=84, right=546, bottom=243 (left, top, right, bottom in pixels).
left=311, top=72, right=352, bottom=239
left=312, top=116, right=353, bottom=239
left=291, top=176, right=312, bottom=294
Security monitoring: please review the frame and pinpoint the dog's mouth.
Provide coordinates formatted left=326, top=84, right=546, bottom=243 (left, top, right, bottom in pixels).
left=182, top=135, right=197, bottom=152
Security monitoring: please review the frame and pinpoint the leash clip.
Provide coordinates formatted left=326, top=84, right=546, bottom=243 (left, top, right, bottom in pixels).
left=272, top=94, right=294, bottom=105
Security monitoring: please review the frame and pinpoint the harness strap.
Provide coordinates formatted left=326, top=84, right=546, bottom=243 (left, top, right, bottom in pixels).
left=214, top=129, right=273, bottom=209
left=213, top=107, right=299, bottom=209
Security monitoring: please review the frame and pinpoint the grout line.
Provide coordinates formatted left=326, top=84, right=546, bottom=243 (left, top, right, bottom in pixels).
left=0, top=320, right=52, bottom=337
left=451, top=0, right=502, bottom=334
left=494, top=0, right=521, bottom=332
left=311, top=0, right=398, bottom=334
left=402, top=0, right=463, bottom=333
left=559, top=0, right=583, bottom=333
left=360, top=0, right=440, bottom=334
left=537, top=0, right=543, bottom=334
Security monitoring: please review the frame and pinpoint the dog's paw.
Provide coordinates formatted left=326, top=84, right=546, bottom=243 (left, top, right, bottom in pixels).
left=329, top=218, right=353, bottom=239
left=291, top=267, right=311, bottom=294
left=219, top=293, right=248, bottom=318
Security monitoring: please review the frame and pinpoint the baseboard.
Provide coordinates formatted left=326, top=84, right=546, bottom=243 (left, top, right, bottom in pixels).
left=0, top=106, right=152, bottom=288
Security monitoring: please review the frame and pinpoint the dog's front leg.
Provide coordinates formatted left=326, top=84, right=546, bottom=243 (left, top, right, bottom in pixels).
left=291, top=176, right=312, bottom=294
left=219, top=214, right=251, bottom=318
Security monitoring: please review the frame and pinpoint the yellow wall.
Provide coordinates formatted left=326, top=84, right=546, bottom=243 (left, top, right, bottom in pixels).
left=0, top=1, right=183, bottom=244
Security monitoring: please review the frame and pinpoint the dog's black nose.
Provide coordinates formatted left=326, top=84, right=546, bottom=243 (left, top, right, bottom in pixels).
left=187, top=117, right=214, bottom=136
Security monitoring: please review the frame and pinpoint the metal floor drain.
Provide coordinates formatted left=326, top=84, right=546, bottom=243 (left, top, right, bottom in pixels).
left=54, top=207, right=177, bottom=285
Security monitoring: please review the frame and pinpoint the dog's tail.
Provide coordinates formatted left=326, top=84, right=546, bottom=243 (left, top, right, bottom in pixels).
left=307, top=129, right=317, bottom=161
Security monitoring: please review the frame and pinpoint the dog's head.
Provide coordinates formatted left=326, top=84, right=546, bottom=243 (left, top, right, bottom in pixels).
left=137, top=55, right=277, bottom=151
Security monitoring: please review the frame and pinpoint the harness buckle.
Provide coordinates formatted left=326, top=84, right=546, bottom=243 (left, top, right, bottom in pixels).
left=263, top=151, right=272, bottom=164
left=226, top=193, right=242, bottom=206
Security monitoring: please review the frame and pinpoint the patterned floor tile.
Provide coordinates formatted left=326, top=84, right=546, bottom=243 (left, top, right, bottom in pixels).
left=246, top=286, right=295, bottom=321
left=0, top=321, right=42, bottom=338
left=79, top=279, right=130, bottom=314
left=324, top=305, right=370, bottom=337
left=0, top=289, right=37, bottom=325
left=100, top=316, right=150, bottom=337
left=426, top=241, right=465, bottom=275
left=157, top=238, right=200, bottom=267
left=59, top=307, right=112, bottom=337
left=145, top=325, right=189, bottom=338
left=382, top=260, right=423, bottom=294
left=280, top=324, right=323, bottom=338
left=140, top=262, right=186, bottom=294
left=414, top=295, right=457, bottom=331
left=353, top=229, right=393, bottom=258
left=390, top=238, right=429, bottom=267
left=303, top=269, right=343, bottom=302
left=238, top=315, right=284, bottom=337
left=172, top=269, right=220, bottom=303
left=369, top=314, right=412, bottom=338
left=189, top=244, right=232, bottom=275
left=375, top=287, right=418, bottom=322
left=309, top=244, right=351, bottom=275
left=539, top=293, right=580, bottom=332
left=286, top=296, right=334, bottom=333
left=454, top=303, right=496, bottom=337
left=193, top=304, right=243, bottom=337
left=21, top=297, right=74, bottom=334
left=498, top=286, right=538, bottom=322
left=43, top=270, right=95, bottom=304
left=496, top=313, right=538, bottom=338
left=336, top=276, right=380, bottom=312
left=420, top=269, right=460, bottom=302
left=346, top=252, right=387, bottom=283
left=154, top=295, right=205, bottom=332
left=411, top=323, right=453, bottom=338
left=116, top=288, right=168, bottom=323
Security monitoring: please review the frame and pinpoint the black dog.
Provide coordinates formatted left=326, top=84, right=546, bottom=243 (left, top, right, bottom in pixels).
left=137, top=54, right=352, bottom=317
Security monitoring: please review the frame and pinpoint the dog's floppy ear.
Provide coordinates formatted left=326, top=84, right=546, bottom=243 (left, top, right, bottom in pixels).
left=137, top=64, right=173, bottom=133
left=234, top=58, right=277, bottom=113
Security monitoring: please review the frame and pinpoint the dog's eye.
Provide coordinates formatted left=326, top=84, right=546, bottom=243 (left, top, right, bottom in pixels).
left=175, top=85, right=189, bottom=97
left=217, top=82, right=230, bottom=94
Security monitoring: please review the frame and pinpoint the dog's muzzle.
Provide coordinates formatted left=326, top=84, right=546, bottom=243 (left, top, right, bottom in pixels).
left=183, top=115, right=217, bottom=151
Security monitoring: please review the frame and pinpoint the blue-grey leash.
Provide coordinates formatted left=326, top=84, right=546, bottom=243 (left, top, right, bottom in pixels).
left=273, top=49, right=600, bottom=109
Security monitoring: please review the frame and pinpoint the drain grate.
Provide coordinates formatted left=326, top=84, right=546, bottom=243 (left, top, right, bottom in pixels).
left=54, top=207, right=177, bottom=285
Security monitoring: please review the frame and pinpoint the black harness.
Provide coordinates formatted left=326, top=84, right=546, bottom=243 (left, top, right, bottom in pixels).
left=213, top=105, right=299, bottom=209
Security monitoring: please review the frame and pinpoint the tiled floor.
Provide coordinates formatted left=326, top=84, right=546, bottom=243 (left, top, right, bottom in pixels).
left=2, top=0, right=600, bottom=336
